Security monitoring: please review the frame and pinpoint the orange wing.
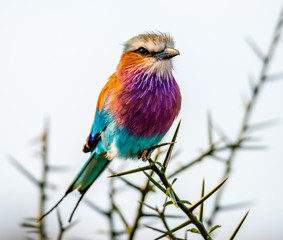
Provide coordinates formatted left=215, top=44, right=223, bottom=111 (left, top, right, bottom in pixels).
left=83, top=73, right=119, bottom=153
left=96, top=73, right=119, bottom=113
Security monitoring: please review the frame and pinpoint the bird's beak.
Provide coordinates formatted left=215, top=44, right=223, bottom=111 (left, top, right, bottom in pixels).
left=155, top=47, right=180, bottom=60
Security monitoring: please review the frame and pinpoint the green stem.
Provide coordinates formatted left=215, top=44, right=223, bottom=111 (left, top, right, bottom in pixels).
left=150, top=162, right=212, bottom=240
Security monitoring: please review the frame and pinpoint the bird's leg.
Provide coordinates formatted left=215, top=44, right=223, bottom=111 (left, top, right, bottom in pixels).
left=138, top=149, right=152, bottom=162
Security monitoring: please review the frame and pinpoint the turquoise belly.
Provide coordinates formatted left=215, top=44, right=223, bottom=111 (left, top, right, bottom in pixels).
left=104, top=121, right=164, bottom=158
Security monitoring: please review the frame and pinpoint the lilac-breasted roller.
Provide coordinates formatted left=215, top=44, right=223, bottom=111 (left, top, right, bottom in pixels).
left=42, top=32, right=182, bottom=221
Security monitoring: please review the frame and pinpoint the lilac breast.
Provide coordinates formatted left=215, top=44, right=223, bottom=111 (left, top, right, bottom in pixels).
left=107, top=71, right=182, bottom=138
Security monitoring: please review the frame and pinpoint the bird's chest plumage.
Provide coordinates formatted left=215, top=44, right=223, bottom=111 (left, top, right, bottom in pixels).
left=106, top=72, right=182, bottom=138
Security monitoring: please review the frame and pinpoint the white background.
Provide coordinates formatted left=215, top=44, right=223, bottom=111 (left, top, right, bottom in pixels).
left=0, top=0, right=283, bottom=239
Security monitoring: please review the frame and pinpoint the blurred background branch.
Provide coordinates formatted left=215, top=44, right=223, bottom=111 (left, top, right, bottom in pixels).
left=8, top=121, right=50, bottom=240
left=207, top=5, right=283, bottom=226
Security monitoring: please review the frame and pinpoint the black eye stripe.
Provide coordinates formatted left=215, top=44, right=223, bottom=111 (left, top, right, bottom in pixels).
left=133, top=47, right=149, bottom=56
left=132, top=47, right=167, bottom=57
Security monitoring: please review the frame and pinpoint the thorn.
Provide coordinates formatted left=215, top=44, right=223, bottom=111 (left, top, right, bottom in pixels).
left=267, top=72, right=283, bottom=82
left=229, top=210, right=250, bottom=240
left=245, top=37, right=265, bottom=62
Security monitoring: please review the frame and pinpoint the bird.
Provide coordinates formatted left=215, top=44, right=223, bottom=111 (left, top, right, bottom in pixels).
left=41, top=32, right=182, bottom=222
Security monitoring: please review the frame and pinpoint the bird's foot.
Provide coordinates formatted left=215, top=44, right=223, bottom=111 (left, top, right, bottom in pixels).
left=138, top=149, right=152, bottom=162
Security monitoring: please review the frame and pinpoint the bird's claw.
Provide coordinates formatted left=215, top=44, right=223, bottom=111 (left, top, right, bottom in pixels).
left=138, top=149, right=152, bottom=162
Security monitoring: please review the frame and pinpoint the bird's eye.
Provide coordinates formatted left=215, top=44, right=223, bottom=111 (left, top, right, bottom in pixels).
left=138, top=47, right=149, bottom=55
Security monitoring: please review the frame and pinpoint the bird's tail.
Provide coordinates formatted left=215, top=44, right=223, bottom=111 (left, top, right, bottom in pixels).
left=66, top=152, right=110, bottom=195
left=40, top=152, right=110, bottom=222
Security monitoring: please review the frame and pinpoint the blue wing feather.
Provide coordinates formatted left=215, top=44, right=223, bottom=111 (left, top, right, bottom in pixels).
left=83, top=104, right=111, bottom=153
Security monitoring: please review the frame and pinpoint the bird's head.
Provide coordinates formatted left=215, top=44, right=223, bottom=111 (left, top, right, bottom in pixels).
left=117, top=32, right=179, bottom=80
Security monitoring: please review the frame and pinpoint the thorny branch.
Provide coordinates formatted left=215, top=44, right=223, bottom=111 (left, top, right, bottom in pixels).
left=109, top=122, right=228, bottom=240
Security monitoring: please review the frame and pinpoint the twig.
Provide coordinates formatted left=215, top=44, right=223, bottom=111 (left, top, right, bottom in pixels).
left=56, top=209, right=79, bottom=240
left=38, top=121, right=49, bottom=240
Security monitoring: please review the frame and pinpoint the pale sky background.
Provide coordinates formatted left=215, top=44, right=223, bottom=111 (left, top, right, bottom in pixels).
left=0, top=0, right=283, bottom=240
